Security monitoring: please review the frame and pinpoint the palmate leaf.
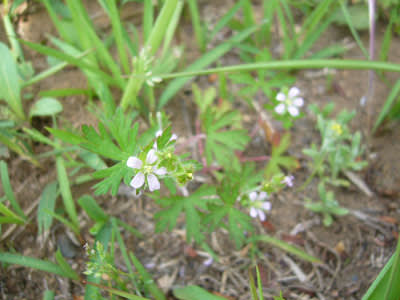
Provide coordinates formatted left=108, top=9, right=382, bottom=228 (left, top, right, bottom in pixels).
left=203, top=109, right=250, bottom=168
left=154, top=185, right=216, bottom=244
left=265, top=133, right=298, bottom=178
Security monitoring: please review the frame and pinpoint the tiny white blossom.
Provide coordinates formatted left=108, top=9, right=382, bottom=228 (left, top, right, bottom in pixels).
left=249, top=191, right=271, bottom=222
left=127, top=149, right=167, bottom=192
left=282, top=175, right=294, bottom=187
left=275, top=87, right=304, bottom=117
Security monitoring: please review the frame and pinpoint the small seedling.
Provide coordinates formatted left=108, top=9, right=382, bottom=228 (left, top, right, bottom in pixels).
left=305, top=181, right=349, bottom=227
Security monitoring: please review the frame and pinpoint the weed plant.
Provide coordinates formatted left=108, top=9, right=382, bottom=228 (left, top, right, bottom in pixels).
left=0, top=0, right=400, bottom=299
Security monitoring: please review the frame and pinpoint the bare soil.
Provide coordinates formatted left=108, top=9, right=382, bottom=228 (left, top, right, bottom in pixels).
left=1, top=2, right=399, bottom=300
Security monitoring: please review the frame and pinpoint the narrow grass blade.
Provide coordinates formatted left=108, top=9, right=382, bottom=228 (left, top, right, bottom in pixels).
left=251, top=234, right=322, bottom=264
left=55, top=249, right=80, bottom=280
left=0, top=203, right=25, bottom=224
left=0, top=131, right=39, bottom=166
left=0, top=42, right=25, bottom=120
left=37, top=181, right=58, bottom=236
left=159, top=59, right=400, bottom=80
left=187, top=0, right=205, bottom=51
left=78, top=195, right=108, bottom=223
left=0, top=161, right=26, bottom=219
left=158, top=25, right=258, bottom=108
left=20, top=39, right=119, bottom=87
left=373, top=78, right=400, bottom=132
left=99, top=0, right=129, bottom=73
left=161, top=0, right=184, bottom=58
left=208, top=0, right=243, bottom=43
left=385, top=237, right=400, bottom=300
left=248, top=269, right=258, bottom=300
left=339, top=0, right=368, bottom=58
left=0, top=252, right=76, bottom=279
left=129, top=252, right=166, bottom=300
left=112, top=218, right=144, bottom=297
left=174, top=286, right=226, bottom=300
left=56, top=156, right=80, bottom=232
left=143, top=0, right=154, bottom=42
left=39, top=88, right=93, bottom=98
left=256, top=265, right=263, bottom=300
left=146, top=0, right=179, bottom=55
left=44, top=209, right=79, bottom=236
left=362, top=251, right=395, bottom=300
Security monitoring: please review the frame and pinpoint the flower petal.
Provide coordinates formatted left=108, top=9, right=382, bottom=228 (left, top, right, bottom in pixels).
left=258, top=210, right=266, bottom=222
left=156, top=130, right=163, bottom=137
left=147, top=174, right=161, bottom=191
left=154, top=166, right=167, bottom=176
left=250, top=207, right=258, bottom=218
left=289, top=87, right=300, bottom=98
left=146, top=149, right=158, bottom=164
left=259, top=191, right=268, bottom=201
left=127, top=156, right=142, bottom=169
left=275, top=103, right=286, bottom=115
left=262, top=201, right=272, bottom=211
left=249, top=191, right=258, bottom=202
left=170, top=133, right=178, bottom=141
left=293, top=97, right=304, bottom=107
left=276, top=92, right=286, bottom=101
left=288, top=106, right=299, bottom=117
left=130, top=172, right=145, bottom=189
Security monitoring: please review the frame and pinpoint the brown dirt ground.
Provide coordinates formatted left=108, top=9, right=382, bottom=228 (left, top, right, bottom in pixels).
left=1, top=1, right=400, bottom=300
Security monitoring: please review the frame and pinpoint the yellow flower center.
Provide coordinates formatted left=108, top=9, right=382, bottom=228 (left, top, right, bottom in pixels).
left=331, top=122, right=343, bottom=135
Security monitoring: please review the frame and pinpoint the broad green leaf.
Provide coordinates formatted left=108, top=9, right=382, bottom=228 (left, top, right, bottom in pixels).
left=30, top=97, right=63, bottom=117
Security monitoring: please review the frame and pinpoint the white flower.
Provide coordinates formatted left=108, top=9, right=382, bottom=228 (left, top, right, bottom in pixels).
left=282, top=175, right=294, bottom=187
left=249, top=191, right=271, bottom=222
left=275, top=87, right=304, bottom=117
left=127, top=149, right=167, bottom=192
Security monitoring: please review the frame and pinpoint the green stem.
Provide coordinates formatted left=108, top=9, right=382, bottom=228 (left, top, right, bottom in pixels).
left=158, top=59, right=400, bottom=79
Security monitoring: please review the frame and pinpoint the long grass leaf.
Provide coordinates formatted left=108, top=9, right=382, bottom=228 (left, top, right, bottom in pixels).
left=339, top=0, right=368, bottom=58
left=37, top=182, right=58, bottom=236
left=0, top=252, right=75, bottom=279
left=187, top=0, right=205, bottom=51
left=56, top=156, right=79, bottom=231
left=174, top=286, right=226, bottom=300
left=55, top=249, right=80, bottom=280
left=129, top=252, right=166, bottom=300
left=20, top=40, right=119, bottom=87
left=252, top=234, right=322, bottom=264
left=373, top=78, right=400, bottom=132
left=0, top=161, right=25, bottom=219
left=385, top=236, right=400, bottom=300
left=143, top=0, right=154, bottom=42
left=158, top=25, right=258, bottom=108
left=0, top=42, right=24, bottom=120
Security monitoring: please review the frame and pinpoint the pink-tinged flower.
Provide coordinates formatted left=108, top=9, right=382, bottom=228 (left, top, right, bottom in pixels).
left=249, top=191, right=271, bottom=222
left=127, top=149, right=167, bottom=192
left=275, top=87, right=304, bottom=117
left=282, top=175, right=294, bottom=187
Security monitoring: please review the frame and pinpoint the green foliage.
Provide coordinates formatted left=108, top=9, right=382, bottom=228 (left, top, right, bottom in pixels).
left=264, top=134, right=299, bottom=179
left=303, top=103, right=367, bottom=186
left=305, top=182, right=348, bottom=227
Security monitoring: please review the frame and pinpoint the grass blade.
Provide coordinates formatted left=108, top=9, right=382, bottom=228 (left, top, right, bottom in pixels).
left=251, top=234, right=322, bottom=264
left=0, top=252, right=76, bottom=279
left=0, top=42, right=25, bottom=120
left=174, top=286, right=226, bottom=300
left=0, top=160, right=26, bottom=219
left=158, top=25, right=258, bottom=108
left=37, top=181, right=58, bottom=236
left=187, top=0, right=205, bottom=51
left=373, top=78, right=400, bottom=132
left=56, top=156, right=80, bottom=232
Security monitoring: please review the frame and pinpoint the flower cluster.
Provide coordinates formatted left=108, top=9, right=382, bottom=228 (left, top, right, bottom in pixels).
left=127, top=149, right=167, bottom=192
left=133, top=46, right=162, bottom=87
left=248, top=191, right=271, bottom=222
left=275, top=87, right=304, bottom=117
